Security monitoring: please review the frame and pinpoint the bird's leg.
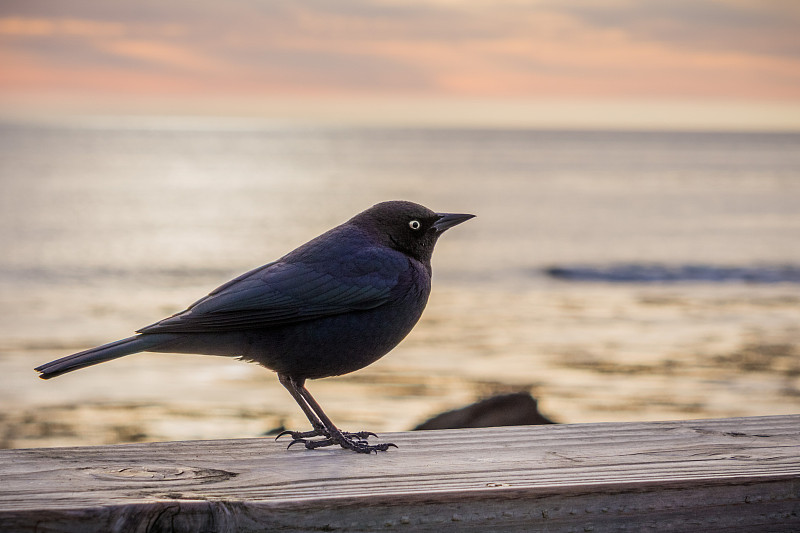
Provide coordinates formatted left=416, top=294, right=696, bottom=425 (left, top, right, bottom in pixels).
left=275, top=374, right=355, bottom=444
left=276, top=374, right=328, bottom=438
left=276, top=373, right=375, bottom=441
left=276, top=374, right=396, bottom=453
left=294, top=381, right=392, bottom=451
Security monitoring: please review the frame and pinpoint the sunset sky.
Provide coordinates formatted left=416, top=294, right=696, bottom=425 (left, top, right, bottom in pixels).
left=2, top=0, right=799, bottom=129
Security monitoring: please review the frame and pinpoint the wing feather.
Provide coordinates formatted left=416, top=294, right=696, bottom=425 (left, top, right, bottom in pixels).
left=138, top=249, right=403, bottom=334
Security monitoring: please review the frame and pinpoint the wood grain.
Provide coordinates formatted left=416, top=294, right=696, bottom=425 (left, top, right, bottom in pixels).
left=1, top=415, right=798, bottom=532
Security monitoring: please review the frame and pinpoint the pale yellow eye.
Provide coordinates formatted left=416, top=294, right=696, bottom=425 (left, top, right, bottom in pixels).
left=408, top=220, right=421, bottom=230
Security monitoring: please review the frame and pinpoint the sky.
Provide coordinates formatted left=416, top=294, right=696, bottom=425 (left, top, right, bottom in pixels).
left=2, top=0, right=800, bottom=129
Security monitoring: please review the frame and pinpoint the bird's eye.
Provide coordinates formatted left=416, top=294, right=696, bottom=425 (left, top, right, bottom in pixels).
left=408, top=220, right=421, bottom=230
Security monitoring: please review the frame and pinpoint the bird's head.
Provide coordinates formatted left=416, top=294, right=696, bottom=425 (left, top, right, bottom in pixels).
left=351, top=201, right=475, bottom=265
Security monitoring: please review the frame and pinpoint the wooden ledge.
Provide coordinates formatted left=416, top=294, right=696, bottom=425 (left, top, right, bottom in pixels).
left=1, top=415, right=798, bottom=532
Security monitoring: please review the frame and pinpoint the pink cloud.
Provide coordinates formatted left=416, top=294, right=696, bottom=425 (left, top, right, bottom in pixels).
left=0, top=0, right=798, bottom=115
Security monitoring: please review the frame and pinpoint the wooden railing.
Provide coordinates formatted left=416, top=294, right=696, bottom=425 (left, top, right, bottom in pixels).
left=1, top=415, right=798, bottom=532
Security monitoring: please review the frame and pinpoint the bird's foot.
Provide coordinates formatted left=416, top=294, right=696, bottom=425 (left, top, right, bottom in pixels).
left=328, top=431, right=398, bottom=453
left=276, top=428, right=396, bottom=453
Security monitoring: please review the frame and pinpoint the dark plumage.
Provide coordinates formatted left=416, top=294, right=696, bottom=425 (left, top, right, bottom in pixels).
left=35, top=200, right=474, bottom=453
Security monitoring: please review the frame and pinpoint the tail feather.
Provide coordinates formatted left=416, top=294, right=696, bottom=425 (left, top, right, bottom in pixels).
left=35, top=334, right=174, bottom=379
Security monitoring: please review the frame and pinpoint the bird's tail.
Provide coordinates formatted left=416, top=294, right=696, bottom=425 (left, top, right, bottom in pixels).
left=35, top=334, right=174, bottom=379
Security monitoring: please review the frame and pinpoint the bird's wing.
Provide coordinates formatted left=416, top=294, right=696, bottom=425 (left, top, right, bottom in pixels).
left=137, top=250, right=404, bottom=334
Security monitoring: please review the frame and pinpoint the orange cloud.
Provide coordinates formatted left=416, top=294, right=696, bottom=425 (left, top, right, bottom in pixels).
left=0, top=16, right=125, bottom=38
left=102, top=40, right=218, bottom=71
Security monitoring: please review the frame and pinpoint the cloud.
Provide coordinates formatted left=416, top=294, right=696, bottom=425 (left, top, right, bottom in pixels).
left=548, top=0, right=800, bottom=58
left=0, top=0, right=799, bottom=110
left=0, top=16, right=126, bottom=38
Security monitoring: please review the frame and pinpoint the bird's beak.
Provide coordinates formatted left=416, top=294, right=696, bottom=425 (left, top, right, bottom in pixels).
left=433, top=212, right=475, bottom=233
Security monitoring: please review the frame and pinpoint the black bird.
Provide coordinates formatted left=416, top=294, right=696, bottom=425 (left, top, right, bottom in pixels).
left=35, top=201, right=474, bottom=453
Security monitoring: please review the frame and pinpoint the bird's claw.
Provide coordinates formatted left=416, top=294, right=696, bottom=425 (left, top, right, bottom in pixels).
left=276, top=429, right=321, bottom=440
left=277, top=428, right=395, bottom=453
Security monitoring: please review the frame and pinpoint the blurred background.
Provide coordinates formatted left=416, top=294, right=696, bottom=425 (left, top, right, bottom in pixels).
left=1, top=1, right=799, bottom=449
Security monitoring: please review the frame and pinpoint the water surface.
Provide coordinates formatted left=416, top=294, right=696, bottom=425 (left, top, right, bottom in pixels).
left=1, top=122, right=799, bottom=448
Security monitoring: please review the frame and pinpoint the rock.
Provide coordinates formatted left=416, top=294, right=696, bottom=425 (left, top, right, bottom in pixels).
left=413, top=392, right=556, bottom=430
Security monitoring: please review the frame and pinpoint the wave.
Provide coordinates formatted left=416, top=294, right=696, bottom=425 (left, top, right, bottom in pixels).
left=544, top=264, right=800, bottom=283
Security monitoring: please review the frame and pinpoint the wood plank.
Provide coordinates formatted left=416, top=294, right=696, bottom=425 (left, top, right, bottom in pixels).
left=1, top=415, right=798, bottom=532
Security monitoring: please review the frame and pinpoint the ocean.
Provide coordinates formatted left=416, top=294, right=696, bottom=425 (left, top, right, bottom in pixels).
left=1, top=121, right=799, bottom=448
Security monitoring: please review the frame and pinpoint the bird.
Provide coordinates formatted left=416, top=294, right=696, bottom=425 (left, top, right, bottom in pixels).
left=35, top=200, right=474, bottom=453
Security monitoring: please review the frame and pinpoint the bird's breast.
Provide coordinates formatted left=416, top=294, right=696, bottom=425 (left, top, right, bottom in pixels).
left=247, top=258, right=431, bottom=379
